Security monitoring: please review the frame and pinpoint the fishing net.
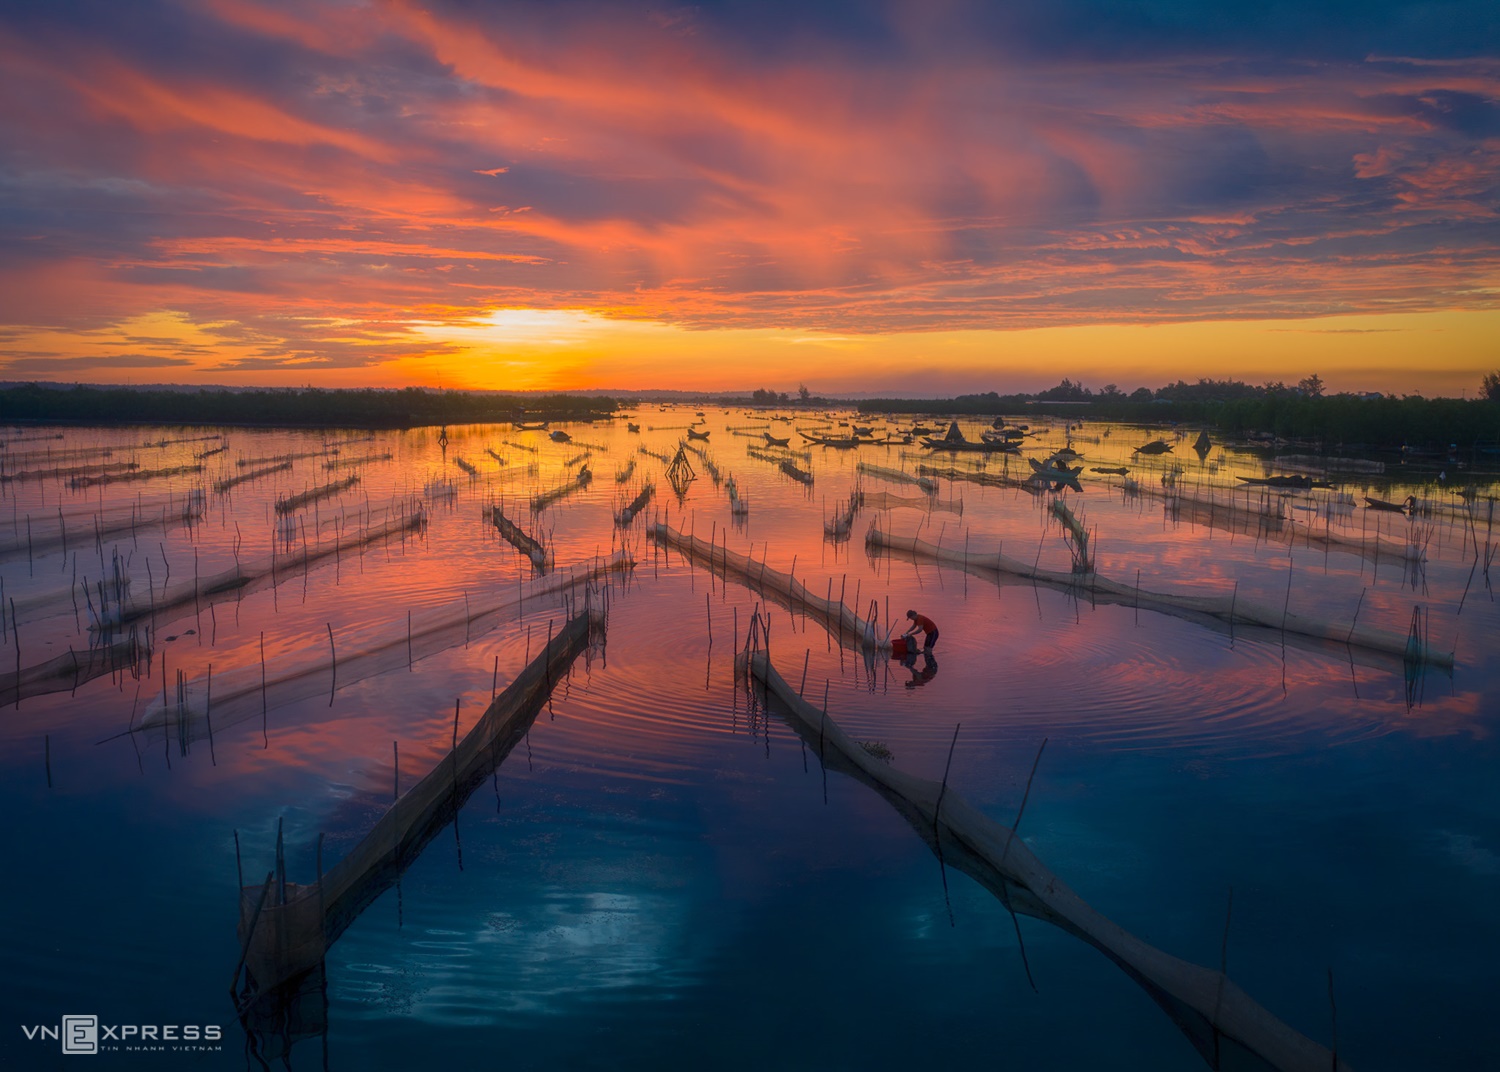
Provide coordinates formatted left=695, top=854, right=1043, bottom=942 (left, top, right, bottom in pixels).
left=133, top=552, right=632, bottom=744
left=234, top=610, right=602, bottom=996
left=738, top=647, right=1349, bottom=1072
left=649, top=523, right=888, bottom=652
left=866, top=522, right=1449, bottom=667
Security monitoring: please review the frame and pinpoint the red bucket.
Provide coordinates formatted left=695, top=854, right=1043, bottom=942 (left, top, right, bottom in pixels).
left=891, top=636, right=911, bottom=658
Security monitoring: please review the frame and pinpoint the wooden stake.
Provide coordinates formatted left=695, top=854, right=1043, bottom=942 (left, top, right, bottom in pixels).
left=205, top=664, right=216, bottom=767
left=1000, top=737, right=1048, bottom=866
left=258, top=631, right=268, bottom=739
left=934, top=722, right=961, bottom=829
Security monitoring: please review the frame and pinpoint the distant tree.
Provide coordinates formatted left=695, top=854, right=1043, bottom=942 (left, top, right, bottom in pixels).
left=1036, top=378, right=1091, bottom=401
left=1099, top=383, right=1123, bottom=398
left=1130, top=387, right=1154, bottom=402
left=1483, top=371, right=1500, bottom=401
left=1297, top=373, right=1325, bottom=398
left=1153, top=378, right=1260, bottom=402
left=798, top=383, right=811, bottom=402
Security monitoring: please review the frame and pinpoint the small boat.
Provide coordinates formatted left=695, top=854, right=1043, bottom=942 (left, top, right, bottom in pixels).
left=762, top=432, right=791, bottom=447
left=910, top=425, right=934, bottom=436
left=549, top=429, right=572, bottom=443
left=514, top=421, right=548, bottom=431
left=924, top=424, right=1017, bottom=452
left=1193, top=430, right=1211, bottom=454
left=1027, top=458, right=1083, bottom=490
left=852, top=426, right=874, bottom=436
left=1028, top=458, right=1083, bottom=479
left=1239, top=475, right=1334, bottom=490
left=686, top=428, right=710, bottom=441
left=626, top=422, right=641, bottom=433
left=1365, top=495, right=1415, bottom=513
left=923, top=438, right=1018, bottom=453
left=1134, top=440, right=1173, bottom=455
left=1090, top=466, right=1130, bottom=476
left=801, top=432, right=860, bottom=448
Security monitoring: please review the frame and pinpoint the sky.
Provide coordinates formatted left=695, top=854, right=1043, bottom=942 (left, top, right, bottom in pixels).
left=1, top=0, right=1497, bottom=397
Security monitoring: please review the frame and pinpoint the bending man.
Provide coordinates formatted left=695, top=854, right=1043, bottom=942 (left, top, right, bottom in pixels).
left=902, top=609, right=939, bottom=652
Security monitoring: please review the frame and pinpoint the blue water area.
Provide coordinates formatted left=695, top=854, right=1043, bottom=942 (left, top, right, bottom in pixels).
left=0, top=416, right=1496, bottom=1070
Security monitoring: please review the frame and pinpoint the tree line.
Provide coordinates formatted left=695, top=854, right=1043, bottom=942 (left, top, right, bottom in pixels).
left=856, top=376, right=1500, bottom=451
left=0, top=384, right=617, bottom=428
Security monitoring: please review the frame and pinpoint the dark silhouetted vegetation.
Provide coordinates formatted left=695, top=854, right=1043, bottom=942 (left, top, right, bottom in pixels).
left=858, top=377, right=1500, bottom=451
left=0, top=384, right=616, bottom=429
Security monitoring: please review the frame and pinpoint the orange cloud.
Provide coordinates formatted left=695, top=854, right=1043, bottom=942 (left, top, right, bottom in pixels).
left=0, top=3, right=1495, bottom=390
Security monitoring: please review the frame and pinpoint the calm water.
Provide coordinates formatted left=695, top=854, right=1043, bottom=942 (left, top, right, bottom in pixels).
left=0, top=413, right=1495, bottom=1070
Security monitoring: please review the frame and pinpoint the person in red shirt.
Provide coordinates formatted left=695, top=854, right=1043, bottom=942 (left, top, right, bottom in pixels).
left=902, top=609, right=939, bottom=651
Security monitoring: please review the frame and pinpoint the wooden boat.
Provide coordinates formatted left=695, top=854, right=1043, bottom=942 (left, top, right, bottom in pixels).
left=762, top=432, right=791, bottom=447
left=801, top=432, right=860, bottom=448
left=1193, top=429, right=1211, bottom=454
left=1238, top=475, right=1334, bottom=490
left=1365, top=495, right=1414, bottom=513
left=549, top=429, right=572, bottom=443
left=910, top=425, right=934, bottom=436
left=514, top=421, right=548, bottom=431
left=852, top=426, right=874, bottom=436
left=1133, top=440, right=1173, bottom=455
left=1027, top=458, right=1083, bottom=479
left=626, top=422, right=641, bottom=433
left=1090, top=466, right=1130, bottom=475
left=686, top=428, right=710, bottom=441
left=922, top=434, right=1016, bottom=453
left=1026, top=458, right=1083, bottom=490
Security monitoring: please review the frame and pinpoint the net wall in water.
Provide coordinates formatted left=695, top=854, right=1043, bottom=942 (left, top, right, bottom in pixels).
left=133, top=551, right=633, bottom=743
left=234, top=609, right=600, bottom=995
left=739, top=646, right=1349, bottom=1072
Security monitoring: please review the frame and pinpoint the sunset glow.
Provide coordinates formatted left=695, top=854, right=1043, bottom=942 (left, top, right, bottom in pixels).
left=2, top=1, right=1497, bottom=394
